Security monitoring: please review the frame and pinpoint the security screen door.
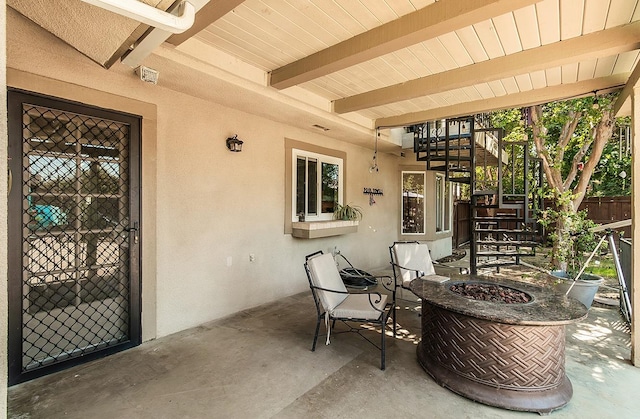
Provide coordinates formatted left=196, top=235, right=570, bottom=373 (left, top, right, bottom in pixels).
left=7, top=90, right=141, bottom=384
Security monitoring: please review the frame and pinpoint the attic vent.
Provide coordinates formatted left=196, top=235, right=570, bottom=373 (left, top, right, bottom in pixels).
left=312, top=124, right=330, bottom=132
left=135, top=66, right=159, bottom=84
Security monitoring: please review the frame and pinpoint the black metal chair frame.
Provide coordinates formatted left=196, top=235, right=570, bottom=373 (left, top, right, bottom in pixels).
left=304, top=251, right=396, bottom=370
left=389, top=240, right=425, bottom=294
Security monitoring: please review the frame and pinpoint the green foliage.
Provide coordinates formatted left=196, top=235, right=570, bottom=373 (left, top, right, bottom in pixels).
left=588, top=129, right=631, bottom=197
left=586, top=261, right=617, bottom=279
left=490, top=95, right=628, bottom=270
left=490, top=108, right=526, bottom=142
left=402, top=173, right=424, bottom=195
left=540, top=95, right=617, bottom=182
left=493, top=95, right=627, bottom=193
left=538, top=190, right=598, bottom=273
left=333, top=203, right=363, bottom=221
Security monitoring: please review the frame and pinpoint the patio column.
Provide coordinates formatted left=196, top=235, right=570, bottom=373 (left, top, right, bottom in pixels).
left=632, top=85, right=640, bottom=366
left=0, top=0, right=8, bottom=407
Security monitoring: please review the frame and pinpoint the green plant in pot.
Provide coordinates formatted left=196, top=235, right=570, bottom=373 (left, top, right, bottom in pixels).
left=538, top=200, right=598, bottom=275
left=542, top=208, right=603, bottom=308
left=334, top=203, right=363, bottom=221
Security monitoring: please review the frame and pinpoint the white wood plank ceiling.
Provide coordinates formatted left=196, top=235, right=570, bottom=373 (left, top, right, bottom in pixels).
left=10, top=0, right=640, bottom=131
left=179, top=0, right=640, bottom=127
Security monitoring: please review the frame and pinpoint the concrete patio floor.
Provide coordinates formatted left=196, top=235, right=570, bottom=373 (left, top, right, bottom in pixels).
left=8, top=265, right=639, bottom=419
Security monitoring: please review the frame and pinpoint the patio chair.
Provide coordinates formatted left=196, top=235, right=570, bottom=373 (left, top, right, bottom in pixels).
left=389, top=241, right=449, bottom=296
left=304, top=251, right=396, bottom=370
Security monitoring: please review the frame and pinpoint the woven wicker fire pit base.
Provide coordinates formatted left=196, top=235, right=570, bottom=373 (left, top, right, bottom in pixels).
left=418, top=303, right=572, bottom=414
left=409, top=278, right=588, bottom=415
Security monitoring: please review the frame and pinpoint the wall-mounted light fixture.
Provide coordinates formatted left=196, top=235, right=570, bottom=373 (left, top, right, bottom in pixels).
left=226, top=135, right=244, bottom=152
left=135, top=66, right=159, bottom=84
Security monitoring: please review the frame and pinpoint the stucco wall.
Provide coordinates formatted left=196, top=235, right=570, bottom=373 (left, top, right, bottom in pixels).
left=6, top=9, right=404, bottom=339
left=151, top=90, right=400, bottom=335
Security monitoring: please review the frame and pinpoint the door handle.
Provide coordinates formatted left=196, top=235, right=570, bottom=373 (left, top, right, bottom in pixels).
left=126, top=222, right=139, bottom=244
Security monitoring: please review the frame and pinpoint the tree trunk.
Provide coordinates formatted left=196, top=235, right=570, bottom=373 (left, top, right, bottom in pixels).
left=529, top=102, right=616, bottom=270
left=551, top=202, right=575, bottom=271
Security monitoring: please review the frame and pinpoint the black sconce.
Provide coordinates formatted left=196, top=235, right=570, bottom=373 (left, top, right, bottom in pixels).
left=226, top=134, right=243, bottom=152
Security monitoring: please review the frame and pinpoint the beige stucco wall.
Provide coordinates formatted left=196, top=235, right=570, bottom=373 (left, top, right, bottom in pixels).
left=150, top=87, right=401, bottom=335
left=5, top=9, right=405, bottom=340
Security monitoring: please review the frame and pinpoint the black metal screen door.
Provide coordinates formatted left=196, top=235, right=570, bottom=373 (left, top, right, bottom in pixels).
left=7, top=90, right=141, bottom=385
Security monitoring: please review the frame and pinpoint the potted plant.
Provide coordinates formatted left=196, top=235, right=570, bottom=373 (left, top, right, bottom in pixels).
left=334, top=203, right=363, bottom=221
left=543, top=209, right=603, bottom=308
left=551, top=270, right=604, bottom=309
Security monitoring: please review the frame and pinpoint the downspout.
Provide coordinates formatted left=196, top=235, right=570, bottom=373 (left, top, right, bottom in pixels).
left=81, top=0, right=208, bottom=67
left=80, top=0, right=195, bottom=33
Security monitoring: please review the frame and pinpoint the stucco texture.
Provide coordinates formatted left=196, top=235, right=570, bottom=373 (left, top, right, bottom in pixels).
left=5, top=9, right=415, bottom=340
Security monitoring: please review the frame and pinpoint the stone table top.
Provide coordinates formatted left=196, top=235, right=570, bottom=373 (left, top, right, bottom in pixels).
left=408, top=275, right=588, bottom=326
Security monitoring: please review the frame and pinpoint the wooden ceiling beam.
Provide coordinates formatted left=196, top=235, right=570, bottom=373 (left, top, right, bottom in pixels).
left=614, top=57, right=640, bottom=116
left=336, top=21, right=640, bottom=114
left=167, top=0, right=244, bottom=46
left=376, top=74, right=629, bottom=128
left=269, top=0, right=541, bottom=90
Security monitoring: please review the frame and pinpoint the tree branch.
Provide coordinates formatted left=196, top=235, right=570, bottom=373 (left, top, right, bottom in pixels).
left=571, top=108, right=615, bottom=210
left=556, top=110, right=581, bottom=164
left=531, top=105, right=563, bottom=191
left=563, top=139, right=592, bottom=190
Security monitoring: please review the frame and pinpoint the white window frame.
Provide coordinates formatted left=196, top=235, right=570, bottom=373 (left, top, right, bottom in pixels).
left=436, top=173, right=451, bottom=233
left=292, top=149, right=343, bottom=222
left=401, top=171, right=426, bottom=235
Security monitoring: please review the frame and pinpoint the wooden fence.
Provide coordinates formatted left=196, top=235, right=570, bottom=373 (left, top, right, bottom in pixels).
left=452, top=196, right=631, bottom=249
left=453, top=201, right=471, bottom=247
left=576, top=196, right=631, bottom=239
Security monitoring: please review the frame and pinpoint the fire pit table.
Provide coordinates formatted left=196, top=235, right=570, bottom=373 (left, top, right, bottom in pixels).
left=409, top=276, right=588, bottom=414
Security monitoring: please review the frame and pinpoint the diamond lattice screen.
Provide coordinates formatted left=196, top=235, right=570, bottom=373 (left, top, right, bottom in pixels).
left=21, top=104, right=131, bottom=371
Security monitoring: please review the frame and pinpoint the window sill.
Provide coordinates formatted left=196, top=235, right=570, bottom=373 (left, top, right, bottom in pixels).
left=291, top=220, right=359, bottom=239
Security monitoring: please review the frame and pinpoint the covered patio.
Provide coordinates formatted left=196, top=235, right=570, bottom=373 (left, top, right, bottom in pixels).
left=2, top=0, right=640, bottom=416
left=8, top=264, right=638, bottom=418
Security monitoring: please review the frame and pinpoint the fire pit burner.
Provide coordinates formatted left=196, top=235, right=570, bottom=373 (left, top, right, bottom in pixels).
left=409, top=277, right=587, bottom=414
left=449, top=282, right=532, bottom=304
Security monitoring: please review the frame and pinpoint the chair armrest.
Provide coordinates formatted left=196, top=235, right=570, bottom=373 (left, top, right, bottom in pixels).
left=364, top=291, right=386, bottom=312
left=373, top=275, right=395, bottom=292
left=313, top=286, right=386, bottom=312
left=310, top=285, right=349, bottom=295
left=389, top=261, right=424, bottom=278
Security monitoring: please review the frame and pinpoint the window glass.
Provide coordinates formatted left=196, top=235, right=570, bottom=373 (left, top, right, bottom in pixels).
left=402, top=171, right=425, bottom=234
left=296, top=157, right=305, bottom=215
left=307, top=158, right=317, bottom=215
left=436, top=174, right=451, bottom=232
left=293, top=150, right=343, bottom=221
left=321, top=162, right=339, bottom=214
left=444, top=181, right=451, bottom=231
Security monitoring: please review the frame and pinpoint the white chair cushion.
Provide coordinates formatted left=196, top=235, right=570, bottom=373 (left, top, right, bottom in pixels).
left=393, top=242, right=436, bottom=287
left=332, top=294, right=388, bottom=320
left=307, top=253, right=348, bottom=311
